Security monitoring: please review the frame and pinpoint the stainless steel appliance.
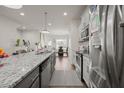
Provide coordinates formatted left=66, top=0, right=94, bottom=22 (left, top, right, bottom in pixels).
left=75, top=52, right=83, bottom=81
left=89, top=5, right=124, bottom=88
left=78, top=24, right=90, bottom=86
left=80, top=25, right=89, bottom=41
left=89, top=5, right=107, bottom=88
left=79, top=44, right=90, bottom=86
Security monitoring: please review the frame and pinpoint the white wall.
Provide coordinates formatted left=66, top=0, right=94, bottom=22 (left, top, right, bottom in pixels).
left=21, top=31, right=56, bottom=49
left=51, top=34, right=69, bottom=50
left=21, top=30, right=40, bottom=49
left=80, top=6, right=90, bottom=27
left=79, top=6, right=90, bottom=35
left=68, top=6, right=90, bottom=65
left=69, top=6, right=90, bottom=51
left=68, top=19, right=80, bottom=64
left=21, top=31, right=69, bottom=50
left=69, top=20, right=80, bottom=51
left=0, top=15, right=21, bottom=54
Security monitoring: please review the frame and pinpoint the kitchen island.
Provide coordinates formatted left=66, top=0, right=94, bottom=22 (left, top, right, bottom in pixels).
left=0, top=51, right=56, bottom=88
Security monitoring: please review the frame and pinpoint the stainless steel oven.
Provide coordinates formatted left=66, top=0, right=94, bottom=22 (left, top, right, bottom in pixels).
left=81, top=25, right=89, bottom=41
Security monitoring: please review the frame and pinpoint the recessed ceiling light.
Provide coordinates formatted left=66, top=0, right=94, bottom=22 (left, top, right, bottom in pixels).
left=22, top=26, right=26, bottom=29
left=40, top=30, right=50, bottom=34
left=20, top=12, right=24, bottom=16
left=48, top=23, right=52, bottom=26
left=63, top=12, right=67, bottom=16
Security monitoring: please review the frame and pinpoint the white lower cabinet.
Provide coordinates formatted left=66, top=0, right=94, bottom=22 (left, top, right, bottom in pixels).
left=83, top=56, right=90, bottom=87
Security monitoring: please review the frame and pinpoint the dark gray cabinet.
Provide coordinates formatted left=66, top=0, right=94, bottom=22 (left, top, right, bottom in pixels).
left=31, top=77, right=39, bottom=88
left=47, top=60, right=52, bottom=83
left=15, top=67, right=39, bottom=88
left=41, top=58, right=52, bottom=88
left=41, top=61, right=51, bottom=87
left=14, top=52, right=56, bottom=88
left=51, top=53, right=56, bottom=75
left=40, top=53, right=56, bottom=88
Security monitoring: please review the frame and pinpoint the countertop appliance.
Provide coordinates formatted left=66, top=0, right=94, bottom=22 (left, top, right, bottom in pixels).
left=89, top=5, right=124, bottom=88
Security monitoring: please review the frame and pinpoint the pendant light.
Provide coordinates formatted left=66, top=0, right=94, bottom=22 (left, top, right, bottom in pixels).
left=42, top=12, right=50, bottom=34
left=3, top=5, right=23, bottom=9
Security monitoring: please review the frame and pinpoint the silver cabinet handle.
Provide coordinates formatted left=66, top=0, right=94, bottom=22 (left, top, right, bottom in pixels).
left=120, top=21, right=124, bottom=27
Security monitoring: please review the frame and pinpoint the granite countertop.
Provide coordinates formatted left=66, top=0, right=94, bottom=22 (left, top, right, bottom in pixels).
left=0, top=51, right=54, bottom=88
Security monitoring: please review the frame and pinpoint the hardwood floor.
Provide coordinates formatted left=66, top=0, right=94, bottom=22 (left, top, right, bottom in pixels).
left=55, top=56, right=73, bottom=71
left=49, top=70, right=86, bottom=88
left=49, top=56, right=87, bottom=88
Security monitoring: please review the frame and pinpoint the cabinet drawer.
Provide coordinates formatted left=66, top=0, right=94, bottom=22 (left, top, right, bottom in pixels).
left=31, top=77, right=39, bottom=88
left=15, top=67, right=39, bottom=88
left=41, top=58, right=49, bottom=71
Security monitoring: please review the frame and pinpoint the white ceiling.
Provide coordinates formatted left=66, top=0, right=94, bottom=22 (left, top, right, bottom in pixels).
left=0, top=5, right=86, bottom=35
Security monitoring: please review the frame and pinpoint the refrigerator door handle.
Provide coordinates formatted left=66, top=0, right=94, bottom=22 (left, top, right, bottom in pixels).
left=120, top=21, right=124, bottom=27
left=117, top=5, right=124, bottom=28
left=117, top=6, right=123, bottom=20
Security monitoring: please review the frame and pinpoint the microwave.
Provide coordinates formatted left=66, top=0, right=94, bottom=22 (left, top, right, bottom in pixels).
left=81, top=26, right=89, bottom=39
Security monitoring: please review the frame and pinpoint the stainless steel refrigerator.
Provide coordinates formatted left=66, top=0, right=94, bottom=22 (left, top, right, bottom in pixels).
left=89, top=5, right=124, bottom=88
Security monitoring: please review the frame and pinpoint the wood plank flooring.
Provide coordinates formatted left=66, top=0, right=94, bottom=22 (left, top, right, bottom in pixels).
left=55, top=56, right=73, bottom=71
left=49, top=70, right=86, bottom=88
left=49, top=56, right=87, bottom=88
